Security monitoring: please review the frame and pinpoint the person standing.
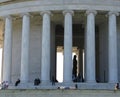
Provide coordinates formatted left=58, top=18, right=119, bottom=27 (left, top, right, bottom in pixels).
left=72, top=55, right=77, bottom=82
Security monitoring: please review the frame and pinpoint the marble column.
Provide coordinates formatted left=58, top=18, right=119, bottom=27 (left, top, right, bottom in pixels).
left=40, top=11, right=51, bottom=83
left=85, top=10, right=97, bottom=83
left=20, top=13, right=30, bottom=83
left=63, top=10, right=74, bottom=83
left=108, top=12, right=119, bottom=83
left=3, top=16, right=12, bottom=83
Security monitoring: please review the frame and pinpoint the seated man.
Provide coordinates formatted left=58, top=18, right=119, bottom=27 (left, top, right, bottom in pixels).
left=15, top=79, right=20, bottom=86
left=34, top=78, right=40, bottom=86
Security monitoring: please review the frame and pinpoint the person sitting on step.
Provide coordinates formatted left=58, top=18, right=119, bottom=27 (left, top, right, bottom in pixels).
left=15, top=79, right=20, bottom=86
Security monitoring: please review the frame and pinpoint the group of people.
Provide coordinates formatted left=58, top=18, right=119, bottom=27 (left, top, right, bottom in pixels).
left=34, top=78, right=41, bottom=86
left=1, top=81, right=9, bottom=89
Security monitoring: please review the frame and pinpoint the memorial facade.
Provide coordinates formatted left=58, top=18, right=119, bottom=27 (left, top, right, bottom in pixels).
left=0, top=0, right=120, bottom=87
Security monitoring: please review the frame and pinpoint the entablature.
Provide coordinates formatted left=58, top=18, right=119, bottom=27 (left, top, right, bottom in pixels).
left=0, top=0, right=120, bottom=17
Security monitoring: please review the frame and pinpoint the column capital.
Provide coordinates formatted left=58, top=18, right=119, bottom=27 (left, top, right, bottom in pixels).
left=108, top=11, right=119, bottom=16
left=2, top=15, right=12, bottom=20
left=40, top=11, right=51, bottom=16
left=4, top=15, right=12, bottom=19
left=20, top=12, right=30, bottom=17
left=63, top=10, right=74, bottom=16
left=86, top=10, right=97, bottom=15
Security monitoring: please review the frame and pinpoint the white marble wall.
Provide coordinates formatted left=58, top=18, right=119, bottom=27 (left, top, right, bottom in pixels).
left=29, top=17, right=42, bottom=82
left=12, top=19, right=22, bottom=83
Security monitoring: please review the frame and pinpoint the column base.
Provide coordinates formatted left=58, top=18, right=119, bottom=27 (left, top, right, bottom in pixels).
left=20, top=80, right=28, bottom=84
left=41, top=80, right=51, bottom=85
left=108, top=80, right=118, bottom=84
left=86, top=80, right=96, bottom=83
left=63, top=79, right=73, bottom=83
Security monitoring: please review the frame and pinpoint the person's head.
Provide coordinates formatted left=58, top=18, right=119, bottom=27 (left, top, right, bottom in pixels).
left=74, top=55, right=76, bottom=59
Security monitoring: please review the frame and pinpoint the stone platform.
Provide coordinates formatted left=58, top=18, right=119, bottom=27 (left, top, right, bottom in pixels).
left=8, top=83, right=116, bottom=90
left=0, top=83, right=119, bottom=97
left=0, top=89, right=120, bottom=97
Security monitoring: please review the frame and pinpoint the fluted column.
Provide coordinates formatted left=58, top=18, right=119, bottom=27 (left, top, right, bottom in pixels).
left=108, top=12, right=119, bottom=83
left=3, top=16, right=12, bottom=83
left=20, top=13, right=30, bottom=83
left=63, top=10, right=74, bottom=83
left=40, top=11, right=51, bottom=83
left=85, top=10, right=97, bottom=83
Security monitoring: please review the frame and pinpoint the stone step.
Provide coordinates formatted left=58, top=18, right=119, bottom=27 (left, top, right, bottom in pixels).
left=7, top=83, right=116, bottom=90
